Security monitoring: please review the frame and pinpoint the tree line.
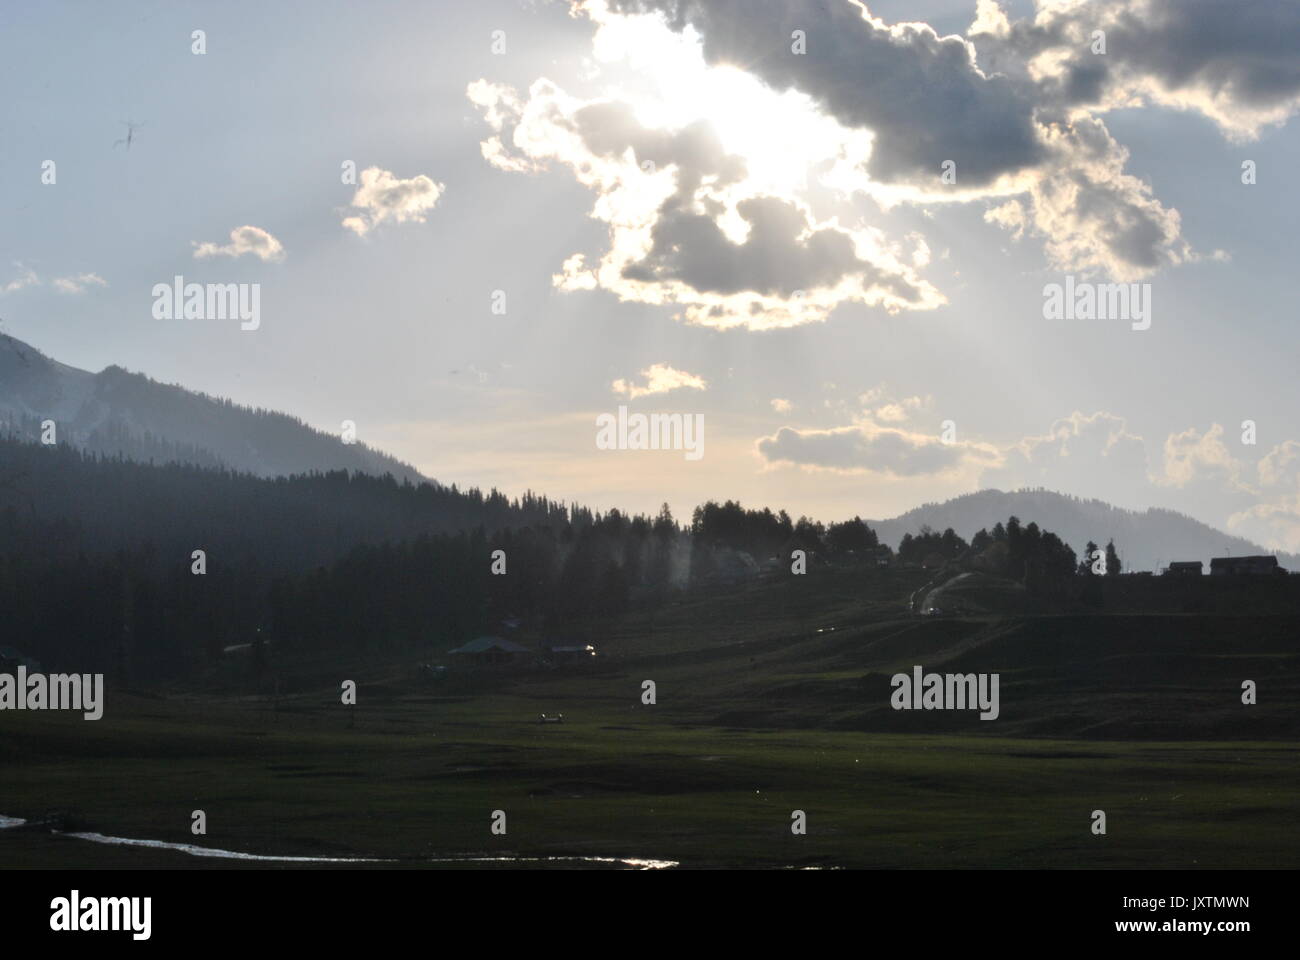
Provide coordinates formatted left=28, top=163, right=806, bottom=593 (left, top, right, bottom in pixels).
left=0, top=437, right=1121, bottom=683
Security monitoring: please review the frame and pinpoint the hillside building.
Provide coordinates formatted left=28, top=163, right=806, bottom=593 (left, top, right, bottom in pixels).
left=1209, top=556, right=1284, bottom=576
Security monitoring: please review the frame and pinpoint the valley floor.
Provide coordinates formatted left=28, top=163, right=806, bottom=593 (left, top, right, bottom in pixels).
left=4, top=567, right=1298, bottom=868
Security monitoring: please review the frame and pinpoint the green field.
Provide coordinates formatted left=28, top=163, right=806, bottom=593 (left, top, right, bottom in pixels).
left=4, top=566, right=1298, bottom=868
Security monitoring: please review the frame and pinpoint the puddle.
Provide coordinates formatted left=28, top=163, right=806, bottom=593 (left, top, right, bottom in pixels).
left=62, top=832, right=387, bottom=862
left=1, top=814, right=677, bottom=868
left=419, top=855, right=678, bottom=868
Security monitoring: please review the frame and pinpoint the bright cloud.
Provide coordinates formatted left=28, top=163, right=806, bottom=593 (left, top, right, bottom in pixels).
left=467, top=3, right=945, bottom=331
left=612, top=362, right=708, bottom=398
left=560, top=0, right=1293, bottom=286
left=193, top=225, right=286, bottom=262
left=1156, top=423, right=1245, bottom=490
left=342, top=167, right=445, bottom=236
left=756, top=415, right=999, bottom=478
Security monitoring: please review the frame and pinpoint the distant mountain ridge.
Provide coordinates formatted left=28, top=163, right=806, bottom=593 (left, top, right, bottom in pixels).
left=0, top=333, right=422, bottom=482
left=870, top=488, right=1300, bottom=573
left=5, top=335, right=1291, bottom=574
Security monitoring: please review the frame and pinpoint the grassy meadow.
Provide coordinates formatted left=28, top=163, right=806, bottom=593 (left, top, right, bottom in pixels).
left=4, top=566, right=1298, bottom=868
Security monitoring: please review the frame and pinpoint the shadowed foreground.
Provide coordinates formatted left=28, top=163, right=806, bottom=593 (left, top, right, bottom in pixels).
left=4, top=568, right=1298, bottom=868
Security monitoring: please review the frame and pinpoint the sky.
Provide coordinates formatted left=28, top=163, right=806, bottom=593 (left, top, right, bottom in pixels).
left=3, top=0, right=1300, bottom=549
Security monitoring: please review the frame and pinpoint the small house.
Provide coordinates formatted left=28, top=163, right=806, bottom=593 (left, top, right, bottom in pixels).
left=447, top=635, right=530, bottom=665
left=1209, top=556, right=1283, bottom=576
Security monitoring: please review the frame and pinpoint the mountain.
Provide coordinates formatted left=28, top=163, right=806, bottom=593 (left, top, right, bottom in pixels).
left=870, top=488, right=1300, bottom=573
left=0, top=333, right=422, bottom=482
left=0, top=432, right=578, bottom=577
left=6, top=334, right=1291, bottom=576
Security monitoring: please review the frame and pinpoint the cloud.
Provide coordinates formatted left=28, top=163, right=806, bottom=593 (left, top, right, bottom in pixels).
left=975, top=0, right=1300, bottom=141
left=984, top=410, right=1150, bottom=504
left=612, top=362, right=708, bottom=398
left=603, top=0, right=1046, bottom=190
left=2, top=265, right=108, bottom=296
left=1226, top=502, right=1300, bottom=554
left=994, top=414, right=1251, bottom=499
left=1228, top=440, right=1300, bottom=552
left=51, top=273, right=108, bottom=294
left=470, top=77, right=942, bottom=329
left=1258, top=440, right=1300, bottom=490
left=756, top=417, right=998, bottom=477
left=978, top=412, right=1300, bottom=553
left=1015, top=116, right=1193, bottom=280
left=770, top=397, right=792, bottom=413
left=754, top=402, right=1300, bottom=551
left=193, top=225, right=286, bottom=262
left=467, top=81, right=545, bottom=174
left=977, top=411, right=1274, bottom=530
left=470, top=0, right=1300, bottom=325
left=983, top=199, right=1027, bottom=240
left=850, top=385, right=929, bottom=423
left=342, top=167, right=445, bottom=236
left=1155, top=423, right=1245, bottom=490
left=872, top=396, right=926, bottom=423
left=1, top=265, right=40, bottom=295
left=581, top=0, right=1292, bottom=284
left=969, top=0, right=1300, bottom=275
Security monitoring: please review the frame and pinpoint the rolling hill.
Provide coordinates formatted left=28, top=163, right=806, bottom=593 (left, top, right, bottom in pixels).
left=0, top=333, right=422, bottom=482
left=870, top=488, right=1300, bottom=573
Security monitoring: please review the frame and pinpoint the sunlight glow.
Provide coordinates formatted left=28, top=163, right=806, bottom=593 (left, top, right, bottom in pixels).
left=585, top=1, right=874, bottom=198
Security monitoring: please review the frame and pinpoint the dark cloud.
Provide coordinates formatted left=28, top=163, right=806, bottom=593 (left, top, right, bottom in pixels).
left=976, top=0, right=1300, bottom=136
left=569, top=101, right=928, bottom=301
left=469, top=86, right=942, bottom=326
left=757, top=423, right=969, bottom=475
left=608, top=0, right=1046, bottom=186
left=623, top=194, right=920, bottom=301
left=598, top=1, right=1194, bottom=278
